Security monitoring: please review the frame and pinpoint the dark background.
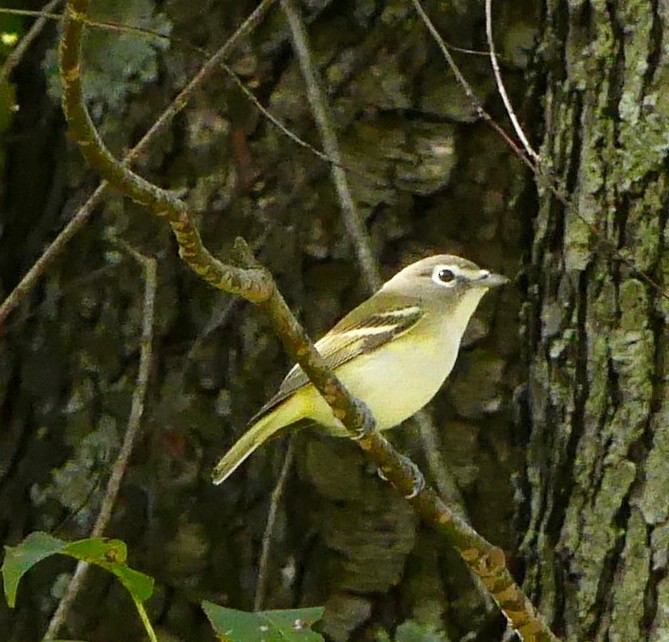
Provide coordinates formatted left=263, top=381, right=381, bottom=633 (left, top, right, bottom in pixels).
left=1, top=0, right=666, bottom=641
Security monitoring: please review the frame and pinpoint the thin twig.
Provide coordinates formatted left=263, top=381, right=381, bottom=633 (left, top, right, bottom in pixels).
left=484, top=0, right=540, bottom=163
left=280, top=0, right=381, bottom=290
left=413, top=412, right=466, bottom=513
left=281, top=0, right=463, bottom=520
left=409, top=0, right=669, bottom=304
left=44, top=246, right=157, bottom=639
left=221, top=62, right=374, bottom=182
left=254, top=439, right=295, bottom=611
left=0, top=0, right=279, bottom=327
left=0, top=0, right=63, bottom=85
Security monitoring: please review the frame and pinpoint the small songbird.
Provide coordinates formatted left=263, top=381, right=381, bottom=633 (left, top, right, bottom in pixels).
left=212, top=255, right=508, bottom=485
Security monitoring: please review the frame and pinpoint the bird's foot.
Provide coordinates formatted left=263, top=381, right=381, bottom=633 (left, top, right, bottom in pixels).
left=377, top=454, right=426, bottom=499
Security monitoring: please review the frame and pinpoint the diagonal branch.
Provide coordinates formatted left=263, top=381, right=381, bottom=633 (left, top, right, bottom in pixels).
left=280, top=0, right=381, bottom=290
left=484, top=0, right=540, bottom=163
left=0, top=0, right=63, bottom=85
left=0, top=0, right=279, bottom=327
left=44, top=244, right=157, bottom=640
left=57, top=2, right=559, bottom=640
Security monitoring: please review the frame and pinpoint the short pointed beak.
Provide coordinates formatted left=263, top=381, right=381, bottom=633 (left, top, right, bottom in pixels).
left=477, top=270, right=509, bottom=287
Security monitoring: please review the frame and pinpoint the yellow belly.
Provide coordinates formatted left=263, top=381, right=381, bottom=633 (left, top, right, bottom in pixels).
left=271, top=288, right=486, bottom=435
left=298, top=330, right=461, bottom=435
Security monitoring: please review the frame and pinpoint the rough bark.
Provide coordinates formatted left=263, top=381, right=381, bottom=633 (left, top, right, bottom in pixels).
left=523, top=0, right=669, bottom=640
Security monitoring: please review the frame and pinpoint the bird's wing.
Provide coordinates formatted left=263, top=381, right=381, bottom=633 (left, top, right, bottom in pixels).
left=247, top=304, right=424, bottom=426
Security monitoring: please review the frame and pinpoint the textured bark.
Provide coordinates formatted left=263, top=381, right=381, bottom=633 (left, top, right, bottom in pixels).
left=523, top=0, right=669, bottom=640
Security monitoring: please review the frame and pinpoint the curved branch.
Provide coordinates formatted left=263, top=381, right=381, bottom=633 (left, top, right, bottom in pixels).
left=0, top=0, right=279, bottom=328
left=59, top=0, right=270, bottom=302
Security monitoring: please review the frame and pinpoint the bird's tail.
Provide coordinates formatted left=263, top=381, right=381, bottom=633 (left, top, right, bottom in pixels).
left=212, top=412, right=281, bottom=485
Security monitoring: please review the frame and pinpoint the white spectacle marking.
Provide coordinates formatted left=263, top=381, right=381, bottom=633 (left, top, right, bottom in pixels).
left=431, top=264, right=461, bottom=287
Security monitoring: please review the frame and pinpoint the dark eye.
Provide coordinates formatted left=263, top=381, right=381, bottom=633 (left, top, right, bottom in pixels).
left=437, top=268, right=456, bottom=283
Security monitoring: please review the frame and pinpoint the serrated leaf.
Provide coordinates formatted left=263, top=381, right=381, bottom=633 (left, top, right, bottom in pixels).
left=202, top=601, right=324, bottom=642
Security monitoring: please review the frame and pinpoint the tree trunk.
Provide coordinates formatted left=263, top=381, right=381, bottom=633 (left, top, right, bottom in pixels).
left=523, top=0, right=669, bottom=639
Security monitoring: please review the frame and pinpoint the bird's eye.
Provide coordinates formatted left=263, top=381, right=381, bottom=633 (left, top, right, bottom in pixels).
left=437, top=268, right=456, bottom=283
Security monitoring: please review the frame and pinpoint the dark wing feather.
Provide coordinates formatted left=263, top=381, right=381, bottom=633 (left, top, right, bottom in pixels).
left=248, top=305, right=423, bottom=425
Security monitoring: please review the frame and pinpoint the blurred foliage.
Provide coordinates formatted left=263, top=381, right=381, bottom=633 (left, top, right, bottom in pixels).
left=375, top=620, right=451, bottom=642
left=0, top=7, right=22, bottom=173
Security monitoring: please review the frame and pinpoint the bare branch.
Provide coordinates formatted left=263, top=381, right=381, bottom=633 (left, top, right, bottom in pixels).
left=484, top=0, right=540, bottom=163
left=0, top=0, right=63, bottom=85
left=44, top=244, right=157, bottom=639
left=254, top=439, right=295, bottom=612
left=280, top=0, right=381, bottom=291
left=0, top=0, right=279, bottom=327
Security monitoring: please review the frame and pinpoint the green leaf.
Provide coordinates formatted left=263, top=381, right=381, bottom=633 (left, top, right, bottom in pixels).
left=202, top=602, right=324, bottom=642
left=2, top=533, right=66, bottom=607
left=2, top=532, right=153, bottom=608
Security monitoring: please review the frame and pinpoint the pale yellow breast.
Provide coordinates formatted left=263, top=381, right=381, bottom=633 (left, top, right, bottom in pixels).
left=304, top=288, right=486, bottom=434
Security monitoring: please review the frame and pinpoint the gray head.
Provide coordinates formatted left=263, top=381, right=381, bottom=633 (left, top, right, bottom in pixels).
left=381, top=254, right=509, bottom=300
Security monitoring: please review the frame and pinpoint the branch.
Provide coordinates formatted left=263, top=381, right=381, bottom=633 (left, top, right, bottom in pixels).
left=59, top=1, right=271, bottom=302
left=44, top=244, right=157, bottom=639
left=280, top=0, right=381, bottom=291
left=0, top=0, right=279, bottom=327
left=410, top=0, right=668, bottom=304
left=0, top=0, right=63, bottom=85
left=484, top=0, right=540, bottom=163
left=57, top=2, right=558, bottom=640
left=254, top=439, right=295, bottom=611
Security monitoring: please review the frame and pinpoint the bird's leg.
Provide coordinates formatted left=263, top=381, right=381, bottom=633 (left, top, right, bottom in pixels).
left=349, top=401, right=425, bottom=498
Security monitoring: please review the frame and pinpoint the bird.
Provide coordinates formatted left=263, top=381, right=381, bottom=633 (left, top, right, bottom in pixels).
left=212, top=254, right=509, bottom=485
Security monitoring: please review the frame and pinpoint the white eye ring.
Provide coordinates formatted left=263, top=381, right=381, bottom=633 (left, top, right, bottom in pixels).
left=432, top=266, right=458, bottom=287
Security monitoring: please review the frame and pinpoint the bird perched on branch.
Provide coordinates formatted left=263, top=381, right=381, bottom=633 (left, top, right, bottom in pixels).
left=212, top=254, right=508, bottom=485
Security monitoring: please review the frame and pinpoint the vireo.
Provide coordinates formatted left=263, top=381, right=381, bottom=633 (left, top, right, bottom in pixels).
left=212, top=255, right=508, bottom=485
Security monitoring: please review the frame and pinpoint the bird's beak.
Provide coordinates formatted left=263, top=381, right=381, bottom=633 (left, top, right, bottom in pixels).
left=476, top=270, right=509, bottom=287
